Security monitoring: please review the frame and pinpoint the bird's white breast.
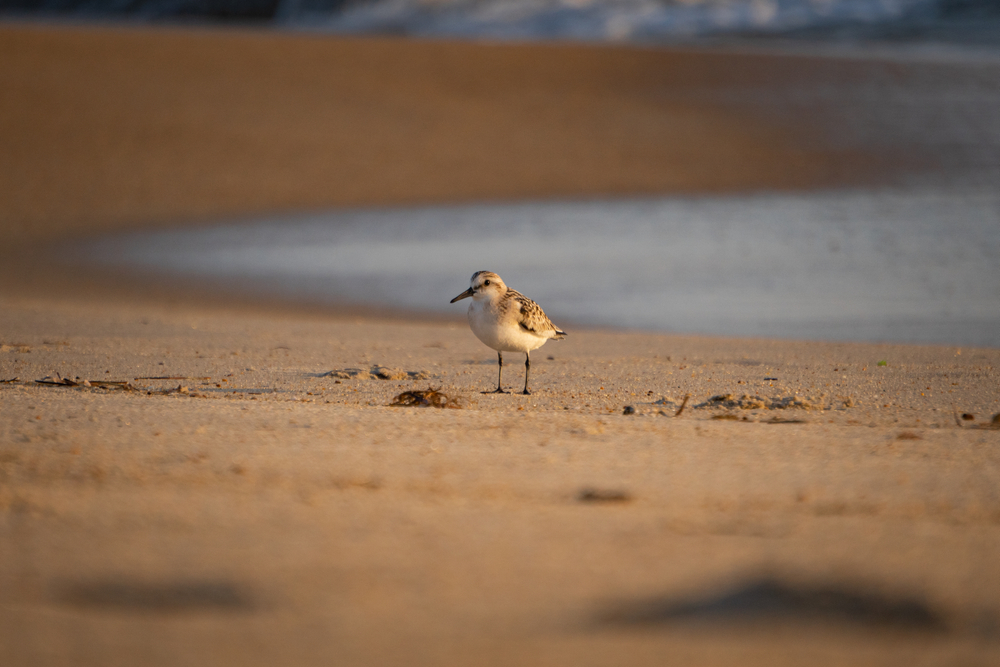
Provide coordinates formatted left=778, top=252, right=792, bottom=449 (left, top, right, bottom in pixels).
left=467, top=298, right=550, bottom=353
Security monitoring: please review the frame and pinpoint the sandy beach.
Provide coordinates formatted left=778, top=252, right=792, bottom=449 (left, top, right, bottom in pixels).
left=2, top=22, right=1000, bottom=666
left=2, top=295, right=999, bottom=666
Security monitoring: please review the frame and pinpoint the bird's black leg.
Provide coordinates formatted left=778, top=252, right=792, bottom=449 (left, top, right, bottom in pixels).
left=486, top=351, right=507, bottom=394
left=522, top=352, right=531, bottom=395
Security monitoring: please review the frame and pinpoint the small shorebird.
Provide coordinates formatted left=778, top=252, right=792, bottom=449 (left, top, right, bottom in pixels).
left=450, top=271, right=566, bottom=395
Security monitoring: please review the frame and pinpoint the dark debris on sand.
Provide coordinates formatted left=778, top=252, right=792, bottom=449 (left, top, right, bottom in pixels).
left=389, top=388, right=462, bottom=409
left=34, top=375, right=138, bottom=391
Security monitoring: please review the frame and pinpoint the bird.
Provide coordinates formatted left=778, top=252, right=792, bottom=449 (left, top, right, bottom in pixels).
left=450, top=271, right=566, bottom=395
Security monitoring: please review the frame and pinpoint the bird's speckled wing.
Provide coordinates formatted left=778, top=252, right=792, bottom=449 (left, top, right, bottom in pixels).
left=507, top=289, right=566, bottom=338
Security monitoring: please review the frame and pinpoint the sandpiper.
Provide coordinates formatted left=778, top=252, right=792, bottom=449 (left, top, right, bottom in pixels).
left=450, top=271, right=566, bottom=395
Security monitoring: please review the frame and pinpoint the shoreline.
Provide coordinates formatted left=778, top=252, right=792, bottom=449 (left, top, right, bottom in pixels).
left=40, top=183, right=1000, bottom=349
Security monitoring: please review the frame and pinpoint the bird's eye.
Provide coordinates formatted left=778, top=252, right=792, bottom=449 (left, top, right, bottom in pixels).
left=484, top=280, right=491, bottom=286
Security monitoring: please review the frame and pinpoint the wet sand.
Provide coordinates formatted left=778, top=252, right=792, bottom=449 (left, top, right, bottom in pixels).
left=2, top=23, right=1000, bottom=666
left=9, top=22, right=999, bottom=250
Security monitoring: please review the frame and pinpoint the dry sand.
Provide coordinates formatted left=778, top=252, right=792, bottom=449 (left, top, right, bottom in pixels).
left=2, top=22, right=1000, bottom=667
left=1, top=296, right=999, bottom=666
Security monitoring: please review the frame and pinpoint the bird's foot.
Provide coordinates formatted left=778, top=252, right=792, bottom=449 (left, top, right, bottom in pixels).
left=483, top=387, right=508, bottom=394
left=521, top=389, right=531, bottom=396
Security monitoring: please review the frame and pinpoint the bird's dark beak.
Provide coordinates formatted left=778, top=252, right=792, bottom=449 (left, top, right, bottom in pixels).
left=450, top=287, right=474, bottom=303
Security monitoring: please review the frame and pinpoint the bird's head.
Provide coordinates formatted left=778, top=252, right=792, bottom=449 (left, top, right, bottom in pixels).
left=450, top=271, right=506, bottom=303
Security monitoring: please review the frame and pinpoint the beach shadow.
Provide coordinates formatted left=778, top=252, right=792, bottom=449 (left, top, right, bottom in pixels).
left=595, top=577, right=949, bottom=633
left=56, top=579, right=255, bottom=614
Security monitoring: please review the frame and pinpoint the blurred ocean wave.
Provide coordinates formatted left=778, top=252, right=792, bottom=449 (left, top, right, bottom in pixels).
left=293, top=0, right=939, bottom=42
left=3, top=0, right=1000, bottom=44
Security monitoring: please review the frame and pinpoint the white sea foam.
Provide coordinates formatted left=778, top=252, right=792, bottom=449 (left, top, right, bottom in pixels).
left=8, top=1, right=997, bottom=46
left=286, top=0, right=940, bottom=41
